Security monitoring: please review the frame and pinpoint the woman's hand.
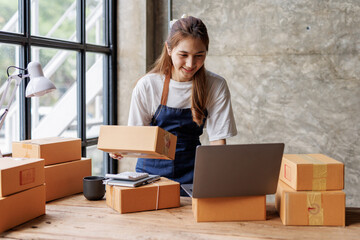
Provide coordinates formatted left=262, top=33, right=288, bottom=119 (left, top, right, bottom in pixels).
left=109, top=153, right=123, bottom=160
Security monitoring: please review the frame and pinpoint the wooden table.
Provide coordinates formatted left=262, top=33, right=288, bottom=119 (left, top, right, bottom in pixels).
left=1, top=194, right=360, bottom=239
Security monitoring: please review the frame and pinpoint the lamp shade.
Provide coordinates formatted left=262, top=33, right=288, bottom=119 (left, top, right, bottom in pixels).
left=25, top=62, right=56, bottom=97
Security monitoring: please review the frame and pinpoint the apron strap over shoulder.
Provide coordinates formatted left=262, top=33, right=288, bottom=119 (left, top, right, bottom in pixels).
left=160, top=73, right=171, bottom=106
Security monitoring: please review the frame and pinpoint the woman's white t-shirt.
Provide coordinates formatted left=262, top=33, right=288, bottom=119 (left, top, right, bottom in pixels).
left=128, top=70, right=237, bottom=141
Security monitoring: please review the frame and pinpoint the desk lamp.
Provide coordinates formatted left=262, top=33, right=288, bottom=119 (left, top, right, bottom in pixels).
left=0, top=61, right=56, bottom=157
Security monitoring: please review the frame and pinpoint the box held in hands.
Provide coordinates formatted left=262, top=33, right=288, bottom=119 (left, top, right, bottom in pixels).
left=98, top=126, right=177, bottom=160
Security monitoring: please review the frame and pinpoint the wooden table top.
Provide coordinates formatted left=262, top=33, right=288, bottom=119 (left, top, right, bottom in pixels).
left=1, top=194, right=360, bottom=240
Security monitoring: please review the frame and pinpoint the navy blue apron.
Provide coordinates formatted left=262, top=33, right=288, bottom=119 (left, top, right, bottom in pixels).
left=136, top=73, right=207, bottom=196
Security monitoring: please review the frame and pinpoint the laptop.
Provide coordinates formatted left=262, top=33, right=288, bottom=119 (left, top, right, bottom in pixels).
left=105, top=174, right=160, bottom=188
left=181, top=143, right=284, bottom=198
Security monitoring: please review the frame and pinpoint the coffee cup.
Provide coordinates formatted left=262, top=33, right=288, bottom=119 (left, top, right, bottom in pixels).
left=83, top=176, right=105, bottom=200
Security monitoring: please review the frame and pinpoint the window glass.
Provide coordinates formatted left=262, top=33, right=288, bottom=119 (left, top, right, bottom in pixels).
left=31, top=47, right=77, bottom=138
left=0, top=0, right=19, bottom=33
left=86, top=0, right=105, bottom=45
left=0, top=43, right=20, bottom=154
left=87, top=145, right=104, bottom=176
left=0, top=0, right=113, bottom=175
left=31, top=0, right=77, bottom=41
left=86, top=52, right=104, bottom=139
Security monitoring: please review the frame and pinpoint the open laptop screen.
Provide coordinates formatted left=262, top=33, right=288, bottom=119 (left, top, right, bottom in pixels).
left=191, top=143, right=284, bottom=198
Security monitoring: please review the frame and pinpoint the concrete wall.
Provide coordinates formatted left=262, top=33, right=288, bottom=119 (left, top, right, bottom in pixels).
left=117, top=0, right=360, bottom=206
left=117, top=0, right=168, bottom=172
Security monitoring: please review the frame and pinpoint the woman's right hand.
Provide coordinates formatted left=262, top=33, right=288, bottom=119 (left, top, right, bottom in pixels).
left=109, top=153, right=123, bottom=160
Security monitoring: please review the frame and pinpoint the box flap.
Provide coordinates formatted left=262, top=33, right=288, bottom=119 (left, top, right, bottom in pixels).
left=13, top=137, right=80, bottom=145
left=0, top=157, right=44, bottom=170
left=98, top=126, right=158, bottom=151
left=283, top=154, right=343, bottom=165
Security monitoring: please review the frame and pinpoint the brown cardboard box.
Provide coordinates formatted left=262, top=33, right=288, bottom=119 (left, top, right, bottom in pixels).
left=98, top=126, right=177, bottom=160
left=279, top=154, right=344, bottom=191
left=275, top=180, right=345, bottom=226
left=106, top=177, right=180, bottom=213
left=45, top=158, right=91, bottom=202
left=0, top=157, right=44, bottom=197
left=12, top=137, right=81, bottom=165
left=192, top=195, right=266, bottom=222
left=0, top=184, right=46, bottom=233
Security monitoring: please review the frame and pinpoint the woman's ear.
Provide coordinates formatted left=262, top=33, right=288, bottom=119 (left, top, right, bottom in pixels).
left=165, top=42, right=171, bottom=56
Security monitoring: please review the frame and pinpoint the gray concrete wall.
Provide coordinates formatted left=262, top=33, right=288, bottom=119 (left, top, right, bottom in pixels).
left=116, top=0, right=168, bottom=172
left=117, top=0, right=147, bottom=172
left=117, top=0, right=360, bottom=206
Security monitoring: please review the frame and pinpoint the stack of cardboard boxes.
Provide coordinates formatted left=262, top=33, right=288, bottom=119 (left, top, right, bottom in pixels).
left=275, top=154, right=345, bottom=226
left=12, top=137, right=92, bottom=202
left=0, top=157, right=46, bottom=232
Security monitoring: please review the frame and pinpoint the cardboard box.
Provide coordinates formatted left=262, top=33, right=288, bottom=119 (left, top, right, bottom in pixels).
left=106, top=177, right=180, bottom=213
left=12, top=137, right=82, bottom=165
left=45, top=158, right=91, bottom=202
left=279, top=154, right=344, bottom=191
left=192, top=195, right=266, bottom=222
left=0, top=157, right=45, bottom=197
left=0, top=184, right=46, bottom=233
left=98, top=126, right=177, bottom=160
left=275, top=180, right=345, bottom=226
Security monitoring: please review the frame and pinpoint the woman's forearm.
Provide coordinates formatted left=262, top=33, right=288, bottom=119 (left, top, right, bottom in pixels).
left=210, top=139, right=226, bottom=145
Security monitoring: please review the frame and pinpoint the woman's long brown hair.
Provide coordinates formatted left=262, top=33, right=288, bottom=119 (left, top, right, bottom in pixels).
left=149, top=16, right=209, bottom=126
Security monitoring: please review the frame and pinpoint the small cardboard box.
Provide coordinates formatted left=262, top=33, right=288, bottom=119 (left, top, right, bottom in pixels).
left=0, top=157, right=45, bottom=197
left=279, top=154, right=344, bottom=191
left=45, top=158, right=91, bottom=202
left=12, top=137, right=82, bottom=166
left=106, top=177, right=180, bottom=213
left=0, top=184, right=46, bottom=233
left=98, top=126, right=177, bottom=160
left=192, top=195, right=266, bottom=222
left=275, top=180, right=345, bottom=226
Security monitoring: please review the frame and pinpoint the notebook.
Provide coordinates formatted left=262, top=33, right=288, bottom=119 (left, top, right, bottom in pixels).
left=105, top=174, right=160, bottom=188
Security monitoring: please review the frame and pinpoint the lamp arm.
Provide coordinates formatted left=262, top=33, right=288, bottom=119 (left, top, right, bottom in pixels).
left=6, top=65, right=27, bottom=77
left=0, top=76, right=13, bottom=111
left=0, top=74, right=25, bottom=131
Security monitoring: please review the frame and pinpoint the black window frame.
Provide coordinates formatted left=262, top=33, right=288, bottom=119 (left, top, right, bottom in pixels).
left=0, top=0, right=117, bottom=174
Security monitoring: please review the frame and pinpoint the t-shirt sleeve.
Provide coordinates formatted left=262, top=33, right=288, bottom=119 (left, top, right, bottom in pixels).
left=127, top=78, right=153, bottom=126
left=205, top=77, right=237, bottom=141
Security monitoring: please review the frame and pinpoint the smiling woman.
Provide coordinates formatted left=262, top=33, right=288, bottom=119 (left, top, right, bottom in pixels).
left=111, top=16, right=237, bottom=196
left=166, top=37, right=207, bottom=82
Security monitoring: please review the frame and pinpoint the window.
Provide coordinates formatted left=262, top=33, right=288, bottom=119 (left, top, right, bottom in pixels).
left=0, top=0, right=117, bottom=175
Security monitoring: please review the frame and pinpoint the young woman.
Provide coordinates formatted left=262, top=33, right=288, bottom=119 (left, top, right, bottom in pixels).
left=111, top=16, right=237, bottom=195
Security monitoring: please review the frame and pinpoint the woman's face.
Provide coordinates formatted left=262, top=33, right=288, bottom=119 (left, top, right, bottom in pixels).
left=167, top=37, right=207, bottom=82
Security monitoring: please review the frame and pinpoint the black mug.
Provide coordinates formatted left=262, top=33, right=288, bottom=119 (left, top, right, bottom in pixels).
left=83, top=176, right=105, bottom=200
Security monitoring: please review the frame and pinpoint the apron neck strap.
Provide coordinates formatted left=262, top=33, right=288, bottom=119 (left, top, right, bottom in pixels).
left=160, top=72, right=171, bottom=105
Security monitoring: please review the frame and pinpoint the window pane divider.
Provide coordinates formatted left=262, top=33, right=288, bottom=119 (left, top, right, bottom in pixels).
left=0, top=0, right=117, bottom=174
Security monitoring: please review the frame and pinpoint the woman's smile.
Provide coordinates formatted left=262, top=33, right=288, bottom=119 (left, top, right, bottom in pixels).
left=182, top=67, right=195, bottom=74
